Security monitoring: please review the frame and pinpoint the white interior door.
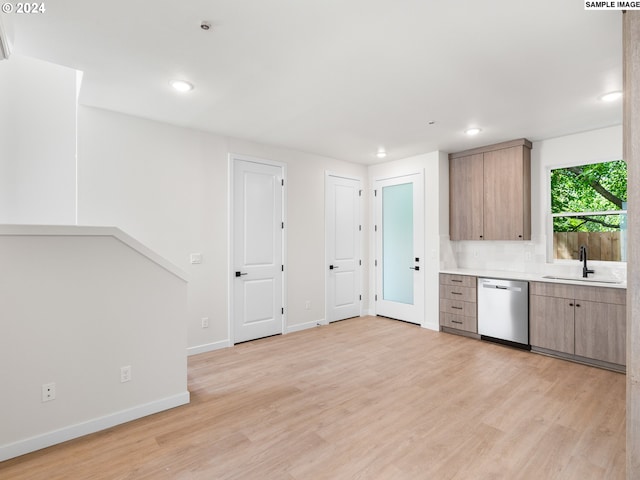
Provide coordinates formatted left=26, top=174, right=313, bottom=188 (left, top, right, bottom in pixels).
left=375, top=173, right=424, bottom=325
left=326, top=174, right=361, bottom=322
left=232, top=158, right=284, bottom=343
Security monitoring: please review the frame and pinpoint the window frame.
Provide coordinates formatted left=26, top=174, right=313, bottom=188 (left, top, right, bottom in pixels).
left=546, top=157, right=627, bottom=265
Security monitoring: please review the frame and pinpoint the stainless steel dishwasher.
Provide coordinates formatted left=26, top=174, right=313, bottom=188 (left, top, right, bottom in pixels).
left=477, top=277, right=530, bottom=349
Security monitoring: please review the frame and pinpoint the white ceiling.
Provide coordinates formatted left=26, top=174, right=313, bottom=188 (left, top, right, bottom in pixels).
left=5, top=1, right=623, bottom=164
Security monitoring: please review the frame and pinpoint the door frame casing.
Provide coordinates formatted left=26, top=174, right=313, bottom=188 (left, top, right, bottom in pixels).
left=324, top=171, right=363, bottom=324
left=228, top=153, right=287, bottom=345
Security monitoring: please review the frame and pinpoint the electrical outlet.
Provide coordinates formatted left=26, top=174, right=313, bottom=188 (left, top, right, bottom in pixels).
left=305, top=301, right=311, bottom=310
left=42, top=383, right=56, bottom=402
left=120, top=365, right=132, bottom=383
left=201, top=317, right=209, bottom=328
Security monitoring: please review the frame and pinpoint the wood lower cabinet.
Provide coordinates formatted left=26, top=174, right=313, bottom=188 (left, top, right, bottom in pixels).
left=530, top=294, right=575, bottom=354
left=439, top=274, right=477, bottom=334
left=530, top=281, right=626, bottom=368
left=574, top=301, right=626, bottom=365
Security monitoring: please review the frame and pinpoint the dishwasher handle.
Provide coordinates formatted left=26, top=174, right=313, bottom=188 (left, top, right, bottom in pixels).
left=481, top=283, right=523, bottom=293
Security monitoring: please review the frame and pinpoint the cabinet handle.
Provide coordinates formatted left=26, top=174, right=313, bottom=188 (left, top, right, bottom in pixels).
left=451, top=291, right=462, bottom=295
left=451, top=279, right=463, bottom=283
left=576, top=304, right=580, bottom=307
left=451, top=306, right=463, bottom=310
left=518, top=234, right=523, bottom=238
left=451, top=320, right=463, bottom=324
left=569, top=303, right=574, bottom=306
left=479, top=235, right=483, bottom=239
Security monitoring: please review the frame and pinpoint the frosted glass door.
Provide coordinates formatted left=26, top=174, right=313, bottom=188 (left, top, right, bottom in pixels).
left=375, top=173, right=424, bottom=325
left=382, top=183, right=413, bottom=304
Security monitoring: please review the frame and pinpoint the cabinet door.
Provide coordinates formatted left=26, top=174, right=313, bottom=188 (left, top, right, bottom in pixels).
left=449, top=153, right=484, bottom=240
left=574, top=301, right=626, bottom=365
left=530, top=295, right=575, bottom=354
left=483, top=146, right=530, bottom=240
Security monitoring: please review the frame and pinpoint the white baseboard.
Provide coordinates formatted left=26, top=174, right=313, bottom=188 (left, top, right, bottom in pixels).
left=187, top=339, right=230, bottom=356
left=421, top=321, right=439, bottom=332
left=285, top=319, right=324, bottom=333
left=0, top=391, right=190, bottom=462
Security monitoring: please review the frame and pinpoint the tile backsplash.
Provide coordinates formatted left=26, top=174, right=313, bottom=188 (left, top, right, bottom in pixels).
left=441, top=235, right=627, bottom=282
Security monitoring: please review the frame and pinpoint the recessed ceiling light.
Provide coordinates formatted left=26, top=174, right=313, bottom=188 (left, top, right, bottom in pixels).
left=376, top=148, right=387, bottom=159
left=170, top=80, right=194, bottom=93
left=427, top=121, right=436, bottom=125
left=465, top=127, right=481, bottom=136
left=599, top=90, right=622, bottom=102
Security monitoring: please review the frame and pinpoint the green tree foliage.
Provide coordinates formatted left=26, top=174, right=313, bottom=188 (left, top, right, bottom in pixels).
left=551, top=160, right=627, bottom=232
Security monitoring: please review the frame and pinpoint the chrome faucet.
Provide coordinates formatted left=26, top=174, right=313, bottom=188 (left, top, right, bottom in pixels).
left=579, top=245, right=594, bottom=278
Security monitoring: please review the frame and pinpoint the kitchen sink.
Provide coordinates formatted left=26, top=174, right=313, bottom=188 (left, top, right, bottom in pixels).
left=542, top=275, right=623, bottom=284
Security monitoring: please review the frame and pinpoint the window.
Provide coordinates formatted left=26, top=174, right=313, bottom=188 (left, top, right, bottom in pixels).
left=550, top=160, right=627, bottom=262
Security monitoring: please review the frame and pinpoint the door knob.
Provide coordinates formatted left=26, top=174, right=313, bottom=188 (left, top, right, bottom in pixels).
left=409, top=266, right=420, bottom=271
left=235, top=271, right=248, bottom=277
left=329, top=265, right=340, bottom=270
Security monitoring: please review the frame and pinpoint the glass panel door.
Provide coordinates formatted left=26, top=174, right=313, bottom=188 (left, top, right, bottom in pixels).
left=375, top=172, right=424, bottom=325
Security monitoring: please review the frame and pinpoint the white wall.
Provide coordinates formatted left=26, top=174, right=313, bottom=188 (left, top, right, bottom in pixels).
left=78, top=106, right=368, bottom=352
left=0, top=55, right=77, bottom=224
left=368, top=151, right=448, bottom=331
left=78, top=107, right=229, bottom=352
left=449, top=125, right=625, bottom=278
left=0, top=226, right=189, bottom=461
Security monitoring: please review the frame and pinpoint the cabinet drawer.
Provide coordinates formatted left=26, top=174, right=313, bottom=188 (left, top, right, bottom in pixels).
left=439, top=298, right=476, bottom=318
left=573, top=286, right=626, bottom=305
left=530, top=281, right=626, bottom=305
left=440, top=273, right=475, bottom=288
left=530, top=281, right=575, bottom=298
left=439, top=285, right=476, bottom=303
left=440, top=312, right=477, bottom=333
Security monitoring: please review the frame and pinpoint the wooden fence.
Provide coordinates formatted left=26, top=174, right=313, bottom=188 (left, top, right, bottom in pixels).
left=553, top=231, right=623, bottom=261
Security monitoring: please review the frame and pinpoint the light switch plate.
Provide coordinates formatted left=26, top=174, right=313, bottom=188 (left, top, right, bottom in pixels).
left=190, top=253, right=203, bottom=264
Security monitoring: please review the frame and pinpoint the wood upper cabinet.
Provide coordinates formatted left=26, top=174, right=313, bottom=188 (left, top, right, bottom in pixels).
left=483, top=146, right=531, bottom=240
left=449, top=139, right=531, bottom=241
left=450, top=153, right=484, bottom=240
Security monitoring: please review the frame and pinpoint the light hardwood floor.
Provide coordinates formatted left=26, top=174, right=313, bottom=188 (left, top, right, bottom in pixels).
left=0, top=316, right=626, bottom=479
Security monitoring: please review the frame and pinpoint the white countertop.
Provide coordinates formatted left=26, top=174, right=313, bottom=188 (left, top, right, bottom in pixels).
left=440, top=267, right=626, bottom=289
